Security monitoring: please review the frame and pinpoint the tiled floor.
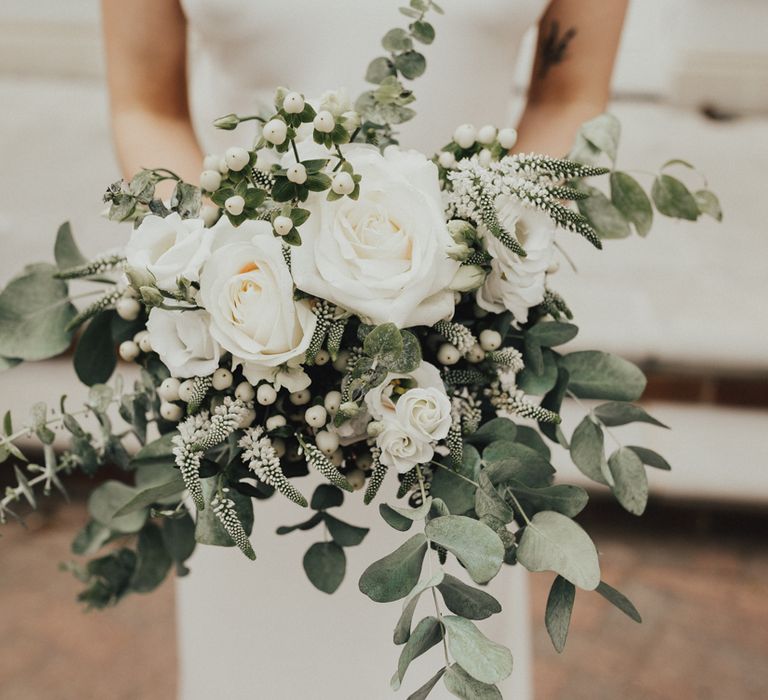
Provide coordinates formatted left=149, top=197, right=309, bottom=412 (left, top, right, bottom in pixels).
left=1, top=497, right=766, bottom=700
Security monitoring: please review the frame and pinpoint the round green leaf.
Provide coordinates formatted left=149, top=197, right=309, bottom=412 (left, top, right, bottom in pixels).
left=359, top=533, right=428, bottom=602
left=323, top=513, right=369, bottom=547
left=391, top=616, right=442, bottom=690
left=610, top=171, right=653, bottom=236
left=607, top=447, right=648, bottom=515
left=74, top=311, right=118, bottom=386
left=560, top=351, right=646, bottom=401
left=570, top=416, right=610, bottom=485
left=395, top=50, right=427, bottom=79
left=87, top=480, right=148, bottom=534
left=443, top=616, right=513, bottom=684
left=438, top=574, right=502, bottom=620
left=379, top=503, right=413, bottom=532
left=130, top=523, right=172, bottom=593
left=303, top=541, right=346, bottom=594
left=651, top=174, right=700, bottom=220
left=593, top=402, right=668, bottom=429
left=443, top=663, right=502, bottom=700
left=483, top=441, right=555, bottom=488
left=577, top=184, right=631, bottom=239
left=694, top=189, right=723, bottom=222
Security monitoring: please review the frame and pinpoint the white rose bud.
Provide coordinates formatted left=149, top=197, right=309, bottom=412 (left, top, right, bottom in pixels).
left=224, top=195, right=245, bottom=216
left=116, top=297, right=140, bottom=321
left=283, top=92, right=305, bottom=114
left=479, top=329, right=502, bottom=351
left=118, top=340, right=139, bottom=362
left=438, top=151, right=456, bottom=169
left=256, top=383, right=277, bottom=406
left=200, top=169, right=222, bottom=192
left=286, top=163, right=307, bottom=184
left=273, top=215, right=294, bottom=236
left=453, top=123, right=476, bottom=149
left=225, top=147, right=250, bottom=172
left=263, top=118, right=288, bottom=145
left=477, top=124, right=497, bottom=144
left=211, top=368, right=233, bottom=390
left=313, top=110, right=335, bottom=133
left=331, top=171, right=355, bottom=195
left=498, top=127, right=518, bottom=149
left=449, top=264, right=486, bottom=292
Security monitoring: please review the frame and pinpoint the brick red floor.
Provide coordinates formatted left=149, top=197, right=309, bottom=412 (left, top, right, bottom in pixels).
left=1, top=497, right=766, bottom=700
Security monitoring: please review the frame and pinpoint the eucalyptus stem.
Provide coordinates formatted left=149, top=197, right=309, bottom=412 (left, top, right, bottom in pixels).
left=566, top=390, right=623, bottom=450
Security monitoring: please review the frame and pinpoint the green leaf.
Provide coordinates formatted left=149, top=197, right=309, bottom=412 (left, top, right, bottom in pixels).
left=610, top=172, right=653, bottom=236
left=438, top=574, right=502, bottom=620
left=323, top=513, right=369, bottom=547
left=475, top=472, right=514, bottom=524
left=596, top=581, right=642, bottom=622
left=407, top=668, right=446, bottom=700
left=114, top=474, right=185, bottom=516
left=310, top=484, right=344, bottom=510
left=483, top=441, right=555, bottom=489
left=509, top=481, right=589, bottom=518
left=626, top=445, right=671, bottom=471
left=661, top=158, right=695, bottom=170
left=366, top=56, right=396, bottom=84
left=430, top=447, right=479, bottom=515
left=410, top=20, right=435, bottom=44
left=380, top=503, right=414, bottom=532
left=694, top=189, right=723, bottom=221
left=387, top=497, right=432, bottom=522
left=577, top=184, right=631, bottom=239
left=195, top=477, right=254, bottom=547
left=651, top=174, right=700, bottom=220
left=579, top=113, right=621, bottom=162
left=303, top=541, right=346, bottom=594
left=130, top=522, right=172, bottom=593
left=13, top=465, right=36, bottom=507
left=527, top=322, right=578, bottom=347
left=388, top=329, right=422, bottom=373
left=607, top=447, right=648, bottom=515
left=464, top=418, right=516, bottom=449
left=545, top=575, right=576, bottom=653
left=424, top=516, right=504, bottom=585
left=391, top=616, right=442, bottom=690
left=570, top=416, right=609, bottom=485
left=88, top=480, right=148, bottom=534
left=276, top=512, right=324, bottom=535
left=516, top=348, right=558, bottom=396
left=514, top=426, right=551, bottom=459
left=560, top=351, right=646, bottom=401
left=162, top=513, right=196, bottom=574
left=443, top=663, right=502, bottom=700
left=0, top=356, right=21, bottom=371
left=395, top=51, right=427, bottom=79
left=443, top=616, right=513, bottom=684
left=74, top=311, right=118, bottom=386
left=539, top=367, right=569, bottom=443
left=54, top=222, right=87, bottom=270
left=131, top=432, right=177, bottom=468
left=516, top=511, right=601, bottom=590
left=359, top=533, right=428, bottom=603
left=394, top=571, right=444, bottom=645
left=72, top=520, right=113, bottom=556
left=593, top=402, right=669, bottom=428
left=382, top=27, right=413, bottom=52
left=363, top=322, right=403, bottom=365
left=0, top=263, right=77, bottom=361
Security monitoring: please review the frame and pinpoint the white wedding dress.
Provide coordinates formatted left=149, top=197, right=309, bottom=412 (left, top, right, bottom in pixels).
left=177, top=2, right=547, bottom=698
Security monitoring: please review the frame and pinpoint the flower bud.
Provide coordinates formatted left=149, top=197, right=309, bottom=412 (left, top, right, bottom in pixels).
left=139, top=285, right=164, bottom=308
left=449, top=265, right=486, bottom=292
left=213, top=113, right=240, bottom=130
left=124, top=265, right=156, bottom=289
left=477, top=124, right=497, bottom=144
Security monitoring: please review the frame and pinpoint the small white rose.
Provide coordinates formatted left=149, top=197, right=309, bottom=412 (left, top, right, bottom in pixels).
left=365, top=361, right=447, bottom=423
left=394, top=386, right=452, bottom=443
left=146, top=308, right=221, bottom=378
left=377, top=423, right=434, bottom=473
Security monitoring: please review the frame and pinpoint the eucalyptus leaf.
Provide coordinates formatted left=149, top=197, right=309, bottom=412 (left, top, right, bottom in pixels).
left=71, top=520, right=113, bottom=556
left=195, top=477, right=254, bottom=547
left=607, top=447, right=648, bottom=515
left=516, top=349, right=558, bottom=396
left=483, top=441, right=555, bottom=489
left=407, top=668, right=446, bottom=700
left=130, top=522, right=172, bottom=593
left=527, top=321, right=578, bottom=347
left=424, top=516, right=504, bottom=585
left=391, top=616, right=442, bottom=690
left=545, top=575, right=576, bottom=653
left=593, top=402, right=668, bottom=429
left=363, top=322, right=403, bottom=364
left=577, top=185, right=631, bottom=239
left=694, top=189, right=723, bottom=221
left=516, top=511, right=601, bottom=590
left=464, top=418, right=516, bottom=449
left=114, top=474, right=185, bottom=516
left=539, top=367, right=569, bottom=443
left=443, top=663, right=502, bottom=700
left=276, top=512, right=324, bottom=535
left=570, top=416, right=610, bottom=485
left=579, top=113, right=620, bottom=162
left=365, top=56, right=395, bottom=83
left=359, top=533, right=428, bottom=603
left=509, top=481, right=589, bottom=518
left=395, top=50, right=427, bottom=79
left=382, top=27, right=413, bottom=52
left=131, top=432, right=177, bottom=468
left=74, top=311, right=118, bottom=386
left=610, top=172, right=653, bottom=236
left=394, top=571, right=444, bottom=645
left=513, top=426, right=551, bottom=459
left=430, top=449, right=478, bottom=516
left=323, top=513, right=369, bottom=547
left=388, top=497, right=433, bottom=521
left=560, top=351, right=646, bottom=401
left=88, top=480, right=148, bottom=534
left=443, top=616, right=513, bottom=684
left=380, top=503, right=414, bottom=531
left=303, top=541, right=346, bottom=594
left=310, top=484, right=344, bottom=510
left=596, top=581, right=642, bottom=622
left=475, top=472, right=514, bottom=524
left=437, top=574, right=502, bottom=620
left=626, top=445, right=671, bottom=471
left=651, top=174, right=700, bottom=220
left=54, top=222, right=87, bottom=270
left=410, top=20, right=436, bottom=44
left=162, top=513, right=196, bottom=574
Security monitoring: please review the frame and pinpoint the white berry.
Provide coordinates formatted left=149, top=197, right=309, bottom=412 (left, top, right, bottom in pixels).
left=158, top=377, right=181, bottom=401
left=453, top=123, right=477, bottom=149
left=438, top=151, right=456, bottom=169
left=479, top=329, right=502, bottom=351
left=160, top=401, right=183, bottom=422
left=218, top=157, right=229, bottom=175
left=178, top=379, right=196, bottom=403
left=315, top=430, right=339, bottom=455
left=273, top=215, right=294, bottom=236
left=346, top=468, right=366, bottom=490
left=314, top=349, right=330, bottom=366
left=478, top=148, right=493, bottom=167
left=286, top=163, right=307, bottom=184
left=478, top=124, right=497, bottom=144
left=324, top=390, right=342, bottom=415
left=263, top=119, right=288, bottom=145
left=331, top=171, right=354, bottom=195
left=256, top=383, right=277, bottom=406
left=466, top=344, right=486, bottom=364
left=289, top=389, right=311, bottom=406
left=305, top=404, right=328, bottom=428
left=266, top=415, right=287, bottom=431
left=313, top=110, right=335, bottom=133
left=235, top=381, right=255, bottom=402
left=498, top=127, right=518, bottom=149
left=355, top=451, right=373, bottom=470
left=332, top=350, right=350, bottom=372
left=225, top=147, right=250, bottom=172
left=330, top=448, right=344, bottom=467
left=283, top=92, right=305, bottom=114
left=203, top=154, right=220, bottom=171
left=200, top=169, right=222, bottom=191
left=437, top=343, right=461, bottom=366
left=272, top=438, right=286, bottom=457
left=211, top=368, right=233, bottom=391
left=134, top=330, right=152, bottom=353
left=225, top=195, right=245, bottom=216
left=116, top=297, right=140, bottom=321
left=118, top=340, right=139, bottom=362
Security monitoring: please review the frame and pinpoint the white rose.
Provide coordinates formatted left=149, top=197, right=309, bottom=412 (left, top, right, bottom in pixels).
left=146, top=308, right=220, bottom=378
left=476, top=198, right=556, bottom=323
left=377, top=423, right=435, bottom=473
left=291, top=144, right=460, bottom=328
left=124, top=212, right=212, bottom=291
left=394, top=387, right=452, bottom=444
left=199, top=218, right=316, bottom=385
left=365, top=361, right=446, bottom=422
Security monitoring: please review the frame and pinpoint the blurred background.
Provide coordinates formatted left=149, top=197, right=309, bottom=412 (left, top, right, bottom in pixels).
left=1, top=0, right=767, bottom=698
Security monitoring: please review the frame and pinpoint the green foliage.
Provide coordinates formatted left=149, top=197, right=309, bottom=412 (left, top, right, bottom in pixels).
left=54, top=222, right=87, bottom=270
left=391, top=616, right=442, bottom=689
left=88, top=481, right=148, bottom=534
left=570, top=416, right=609, bottom=485
left=407, top=668, right=446, bottom=700
left=359, top=533, right=428, bottom=603
left=464, top=418, right=516, bottom=449
left=429, top=448, right=478, bottom=515
left=324, top=513, right=369, bottom=547
left=195, top=477, right=254, bottom=547
left=509, top=482, right=589, bottom=518
left=75, top=548, right=137, bottom=609
left=483, top=441, right=555, bottom=489
left=627, top=445, right=671, bottom=471
left=303, top=541, right=346, bottom=594
left=437, top=574, right=502, bottom=620
left=596, top=581, right=642, bottom=623
left=560, top=351, right=646, bottom=401
left=607, top=447, right=648, bottom=515
left=545, top=575, right=575, bottom=653
left=577, top=184, right=631, bottom=239
left=516, top=511, right=601, bottom=590
left=694, top=189, right=723, bottom=221
left=162, top=513, right=196, bottom=575
left=380, top=503, right=414, bottom=531
left=652, top=174, right=700, bottom=220
left=310, top=484, right=344, bottom=510
left=74, top=311, right=118, bottom=386
left=393, top=571, right=444, bottom=645
left=593, top=402, right=668, bottom=428
left=610, top=172, right=653, bottom=236
left=443, top=615, right=513, bottom=684
left=130, top=522, right=173, bottom=593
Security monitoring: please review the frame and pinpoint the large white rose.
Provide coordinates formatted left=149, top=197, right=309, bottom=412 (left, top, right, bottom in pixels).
left=146, top=308, right=220, bottom=378
left=124, top=212, right=212, bottom=291
left=476, top=198, right=556, bottom=323
left=291, top=144, right=460, bottom=328
left=199, top=218, right=316, bottom=387
left=394, top=387, right=451, bottom=444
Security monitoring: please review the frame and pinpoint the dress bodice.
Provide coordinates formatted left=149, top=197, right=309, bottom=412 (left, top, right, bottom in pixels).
left=182, top=0, right=548, bottom=155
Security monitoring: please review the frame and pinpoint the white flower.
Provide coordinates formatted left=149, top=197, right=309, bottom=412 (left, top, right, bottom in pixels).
left=146, top=308, right=221, bottom=378
left=377, top=423, right=434, bottom=473
left=318, top=88, right=352, bottom=117
left=365, top=361, right=445, bottom=422
left=291, top=144, right=460, bottom=328
left=394, top=387, right=452, bottom=443
left=199, top=218, right=316, bottom=385
left=476, top=198, right=556, bottom=323
left=124, top=213, right=211, bottom=292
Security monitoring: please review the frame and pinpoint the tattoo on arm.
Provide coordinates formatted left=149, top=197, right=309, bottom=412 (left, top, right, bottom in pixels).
left=538, top=20, right=577, bottom=77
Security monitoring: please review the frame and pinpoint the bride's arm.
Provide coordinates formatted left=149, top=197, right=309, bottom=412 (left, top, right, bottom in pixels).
left=514, top=0, right=629, bottom=155
left=102, top=0, right=203, bottom=190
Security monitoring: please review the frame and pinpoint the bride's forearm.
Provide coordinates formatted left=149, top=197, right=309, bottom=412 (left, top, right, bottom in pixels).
left=513, top=98, right=606, bottom=156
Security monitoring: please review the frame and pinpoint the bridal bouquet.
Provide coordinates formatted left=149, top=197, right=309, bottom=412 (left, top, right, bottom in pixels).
left=0, top=2, right=720, bottom=698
